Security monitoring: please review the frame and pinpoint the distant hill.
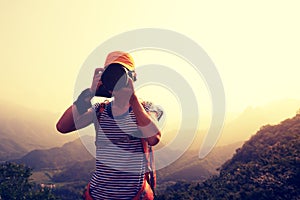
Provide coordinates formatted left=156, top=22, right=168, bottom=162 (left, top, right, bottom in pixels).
left=14, top=130, right=241, bottom=186
left=14, top=137, right=93, bottom=170
left=52, top=159, right=95, bottom=183
left=186, top=99, right=300, bottom=153
left=158, top=112, right=300, bottom=199
left=218, top=99, right=300, bottom=146
left=157, top=141, right=243, bottom=184
left=0, top=101, right=77, bottom=161
left=2, top=98, right=298, bottom=161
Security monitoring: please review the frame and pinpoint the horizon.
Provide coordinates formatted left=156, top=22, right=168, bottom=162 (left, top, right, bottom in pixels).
left=1, top=97, right=299, bottom=151
left=1, top=1, right=300, bottom=116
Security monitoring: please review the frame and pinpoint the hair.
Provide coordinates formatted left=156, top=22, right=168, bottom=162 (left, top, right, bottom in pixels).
left=101, top=63, right=129, bottom=91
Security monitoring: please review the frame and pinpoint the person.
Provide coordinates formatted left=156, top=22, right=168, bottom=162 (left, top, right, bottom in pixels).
left=56, top=51, right=163, bottom=200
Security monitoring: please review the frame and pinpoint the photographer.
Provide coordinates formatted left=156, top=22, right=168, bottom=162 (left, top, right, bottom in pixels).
left=56, top=51, right=162, bottom=200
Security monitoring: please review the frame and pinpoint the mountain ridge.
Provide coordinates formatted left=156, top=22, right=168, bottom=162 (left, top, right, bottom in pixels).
left=14, top=138, right=93, bottom=170
left=0, top=101, right=77, bottom=161
left=157, top=112, right=300, bottom=199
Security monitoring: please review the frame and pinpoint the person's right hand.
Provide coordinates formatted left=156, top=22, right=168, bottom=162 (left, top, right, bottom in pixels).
left=90, top=68, right=104, bottom=93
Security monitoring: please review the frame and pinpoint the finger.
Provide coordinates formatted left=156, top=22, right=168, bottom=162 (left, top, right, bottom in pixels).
left=94, top=68, right=104, bottom=76
left=94, top=73, right=102, bottom=80
left=127, top=78, right=134, bottom=88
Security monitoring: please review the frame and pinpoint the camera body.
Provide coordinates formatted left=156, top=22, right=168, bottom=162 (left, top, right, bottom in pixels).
left=95, top=63, right=136, bottom=97
left=94, top=84, right=112, bottom=98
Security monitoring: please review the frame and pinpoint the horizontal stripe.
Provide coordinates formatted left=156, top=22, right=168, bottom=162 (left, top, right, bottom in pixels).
left=90, top=102, right=145, bottom=200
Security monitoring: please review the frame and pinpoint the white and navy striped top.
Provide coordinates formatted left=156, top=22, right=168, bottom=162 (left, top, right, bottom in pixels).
left=89, top=101, right=155, bottom=200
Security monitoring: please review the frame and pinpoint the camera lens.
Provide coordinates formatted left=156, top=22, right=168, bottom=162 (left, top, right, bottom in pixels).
left=101, top=63, right=128, bottom=91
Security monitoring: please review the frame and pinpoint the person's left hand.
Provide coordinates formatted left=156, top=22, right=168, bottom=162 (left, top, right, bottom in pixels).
left=126, top=77, right=135, bottom=94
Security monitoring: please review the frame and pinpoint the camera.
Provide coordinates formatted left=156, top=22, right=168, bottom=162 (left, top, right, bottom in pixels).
left=95, top=63, right=136, bottom=97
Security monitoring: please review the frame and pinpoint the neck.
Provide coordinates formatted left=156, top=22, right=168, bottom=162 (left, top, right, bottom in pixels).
left=113, top=97, right=130, bottom=109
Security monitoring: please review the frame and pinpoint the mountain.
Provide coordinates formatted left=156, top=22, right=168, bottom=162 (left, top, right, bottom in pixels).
left=156, top=141, right=243, bottom=184
left=2, top=98, right=298, bottom=161
left=218, top=99, right=300, bottom=146
left=16, top=132, right=241, bottom=186
left=157, top=112, right=300, bottom=199
left=0, top=101, right=77, bottom=161
left=14, top=137, right=93, bottom=170
left=185, top=99, right=300, bottom=153
left=52, top=159, right=95, bottom=183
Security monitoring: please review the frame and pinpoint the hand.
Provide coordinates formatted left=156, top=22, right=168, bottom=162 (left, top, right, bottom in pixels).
left=111, top=77, right=136, bottom=104
left=126, top=78, right=138, bottom=105
left=124, top=77, right=136, bottom=100
left=127, top=77, right=135, bottom=94
left=90, top=68, right=104, bottom=93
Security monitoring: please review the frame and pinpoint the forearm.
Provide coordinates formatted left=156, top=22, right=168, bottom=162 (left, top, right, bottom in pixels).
left=56, top=105, right=76, bottom=133
left=130, top=94, right=161, bottom=146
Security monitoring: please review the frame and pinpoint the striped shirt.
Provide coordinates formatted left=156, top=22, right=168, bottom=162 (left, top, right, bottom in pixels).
left=89, top=102, right=146, bottom=200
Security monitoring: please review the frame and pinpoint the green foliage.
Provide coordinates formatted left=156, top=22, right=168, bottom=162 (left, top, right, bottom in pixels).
left=157, top=114, right=300, bottom=199
left=0, top=162, right=32, bottom=199
left=29, top=187, right=58, bottom=200
left=0, top=162, right=58, bottom=200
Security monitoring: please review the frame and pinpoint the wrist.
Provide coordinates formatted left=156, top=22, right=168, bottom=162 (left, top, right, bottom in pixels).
left=74, top=88, right=93, bottom=115
left=83, top=88, right=94, bottom=99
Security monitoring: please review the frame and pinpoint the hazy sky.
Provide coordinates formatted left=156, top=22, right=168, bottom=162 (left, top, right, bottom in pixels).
left=1, top=0, right=300, bottom=117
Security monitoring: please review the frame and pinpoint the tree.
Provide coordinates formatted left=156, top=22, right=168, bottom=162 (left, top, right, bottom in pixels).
left=0, top=162, right=57, bottom=200
left=0, top=162, right=32, bottom=199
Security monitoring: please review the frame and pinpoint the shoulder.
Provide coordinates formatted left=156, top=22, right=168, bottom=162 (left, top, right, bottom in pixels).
left=92, top=99, right=111, bottom=115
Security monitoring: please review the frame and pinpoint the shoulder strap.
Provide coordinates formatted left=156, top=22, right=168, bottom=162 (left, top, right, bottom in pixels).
left=140, top=100, right=158, bottom=195
left=141, top=139, right=156, bottom=196
left=95, top=100, right=109, bottom=115
left=93, top=100, right=109, bottom=137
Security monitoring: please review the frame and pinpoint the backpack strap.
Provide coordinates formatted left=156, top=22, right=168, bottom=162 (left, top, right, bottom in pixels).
left=141, top=139, right=156, bottom=197
left=132, top=173, right=154, bottom=200
left=82, top=183, right=94, bottom=200
left=95, top=100, right=109, bottom=115
left=92, top=100, right=110, bottom=141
